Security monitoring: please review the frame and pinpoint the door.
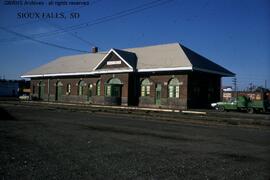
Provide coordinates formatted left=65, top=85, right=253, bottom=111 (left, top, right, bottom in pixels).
left=55, top=82, right=62, bottom=101
left=38, top=81, right=45, bottom=100
left=87, top=84, right=93, bottom=101
left=155, top=84, right=161, bottom=105
left=112, top=84, right=121, bottom=97
left=105, top=78, right=122, bottom=105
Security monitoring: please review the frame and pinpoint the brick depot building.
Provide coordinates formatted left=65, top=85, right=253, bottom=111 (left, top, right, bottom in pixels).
left=22, top=43, right=234, bottom=109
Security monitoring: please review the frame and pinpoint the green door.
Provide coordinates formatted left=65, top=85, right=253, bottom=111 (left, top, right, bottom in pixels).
left=105, top=84, right=122, bottom=97
left=112, top=84, right=121, bottom=97
left=155, top=84, right=162, bottom=105
left=87, top=84, right=93, bottom=101
left=105, top=78, right=122, bottom=105
left=38, top=81, right=45, bottom=100
left=55, top=82, right=62, bottom=101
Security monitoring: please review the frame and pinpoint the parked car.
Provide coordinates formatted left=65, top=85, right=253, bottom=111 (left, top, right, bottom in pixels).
left=19, top=94, right=30, bottom=101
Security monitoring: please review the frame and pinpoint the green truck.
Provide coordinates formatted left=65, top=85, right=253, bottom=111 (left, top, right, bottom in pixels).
left=211, top=93, right=270, bottom=113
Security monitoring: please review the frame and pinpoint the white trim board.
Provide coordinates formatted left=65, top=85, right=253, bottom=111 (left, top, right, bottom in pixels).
left=138, top=66, right=192, bottom=72
left=21, top=72, right=95, bottom=78
left=93, top=69, right=133, bottom=74
left=193, top=67, right=234, bottom=76
left=21, top=66, right=234, bottom=78
left=21, top=69, right=133, bottom=78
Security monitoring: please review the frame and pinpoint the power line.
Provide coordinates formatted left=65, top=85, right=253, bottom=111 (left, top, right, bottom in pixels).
left=1, top=0, right=103, bottom=48
left=0, top=26, right=89, bottom=53
left=43, top=20, right=98, bottom=47
left=37, top=0, right=102, bottom=48
left=4, top=0, right=102, bottom=29
left=0, top=0, right=173, bottom=43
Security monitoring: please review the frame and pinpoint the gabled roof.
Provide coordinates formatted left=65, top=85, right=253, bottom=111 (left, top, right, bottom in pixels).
left=93, top=48, right=136, bottom=72
left=21, top=53, right=104, bottom=77
left=180, top=45, right=234, bottom=76
left=127, top=43, right=193, bottom=72
left=21, top=42, right=234, bottom=78
left=113, top=49, right=137, bottom=68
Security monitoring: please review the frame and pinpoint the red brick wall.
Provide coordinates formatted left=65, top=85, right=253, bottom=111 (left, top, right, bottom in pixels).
left=30, top=71, right=220, bottom=110
left=100, top=73, right=129, bottom=97
left=188, top=72, right=221, bottom=108
left=138, top=74, right=188, bottom=109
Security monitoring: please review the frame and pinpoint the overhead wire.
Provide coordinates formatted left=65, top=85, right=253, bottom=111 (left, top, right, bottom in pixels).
left=0, top=0, right=173, bottom=52
left=4, top=0, right=102, bottom=29
left=0, top=26, right=89, bottom=53
left=0, top=0, right=103, bottom=47
left=0, top=0, right=173, bottom=43
left=41, top=0, right=102, bottom=48
left=43, top=20, right=98, bottom=47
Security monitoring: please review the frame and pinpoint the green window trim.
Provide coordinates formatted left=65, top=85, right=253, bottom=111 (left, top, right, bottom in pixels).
left=78, top=81, right=84, bottom=96
left=108, top=78, right=122, bottom=84
left=105, top=85, right=111, bottom=96
left=141, top=79, right=151, bottom=97
left=96, top=80, right=101, bottom=96
left=168, top=78, right=180, bottom=98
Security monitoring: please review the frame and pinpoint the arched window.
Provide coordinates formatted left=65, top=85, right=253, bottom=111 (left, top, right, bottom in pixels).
left=66, top=83, right=71, bottom=95
left=141, top=79, right=151, bottom=96
left=168, top=78, right=180, bottom=98
left=78, top=80, right=84, bottom=96
left=96, top=80, right=101, bottom=96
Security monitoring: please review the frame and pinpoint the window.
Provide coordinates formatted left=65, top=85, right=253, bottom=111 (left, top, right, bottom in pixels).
left=141, top=79, right=151, bottom=96
left=67, top=84, right=71, bottom=95
left=168, top=78, right=180, bottom=98
left=32, top=85, right=35, bottom=94
left=78, top=80, right=84, bottom=96
left=96, top=80, right=101, bottom=96
left=106, top=85, right=111, bottom=96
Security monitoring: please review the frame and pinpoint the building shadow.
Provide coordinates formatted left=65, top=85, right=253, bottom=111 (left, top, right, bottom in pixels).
left=0, top=107, right=16, bottom=120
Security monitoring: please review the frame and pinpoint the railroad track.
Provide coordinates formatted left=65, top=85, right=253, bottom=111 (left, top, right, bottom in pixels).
left=1, top=100, right=270, bottom=127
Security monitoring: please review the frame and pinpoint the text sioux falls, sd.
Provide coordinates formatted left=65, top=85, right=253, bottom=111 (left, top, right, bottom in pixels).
left=17, top=12, right=80, bottom=19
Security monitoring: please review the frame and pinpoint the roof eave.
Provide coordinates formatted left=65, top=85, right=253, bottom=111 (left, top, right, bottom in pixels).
left=21, top=71, right=95, bottom=78
left=138, top=66, right=192, bottom=72
left=193, top=67, right=235, bottom=77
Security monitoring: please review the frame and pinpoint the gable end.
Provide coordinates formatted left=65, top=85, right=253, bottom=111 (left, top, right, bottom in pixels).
left=93, top=49, right=134, bottom=71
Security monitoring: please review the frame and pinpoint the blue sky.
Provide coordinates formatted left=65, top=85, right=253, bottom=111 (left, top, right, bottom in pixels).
left=0, top=0, right=269, bottom=89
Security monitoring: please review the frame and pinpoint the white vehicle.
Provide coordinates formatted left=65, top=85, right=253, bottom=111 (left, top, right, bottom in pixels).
left=19, top=94, right=30, bottom=101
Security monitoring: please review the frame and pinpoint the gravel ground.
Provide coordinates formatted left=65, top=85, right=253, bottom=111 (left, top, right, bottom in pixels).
left=0, top=103, right=270, bottom=180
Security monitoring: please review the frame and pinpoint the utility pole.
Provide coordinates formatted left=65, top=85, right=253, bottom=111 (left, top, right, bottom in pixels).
left=232, top=77, right=237, bottom=98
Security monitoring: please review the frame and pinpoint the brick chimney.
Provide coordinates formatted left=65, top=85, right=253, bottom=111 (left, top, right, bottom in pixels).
left=91, top=47, right=98, bottom=53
